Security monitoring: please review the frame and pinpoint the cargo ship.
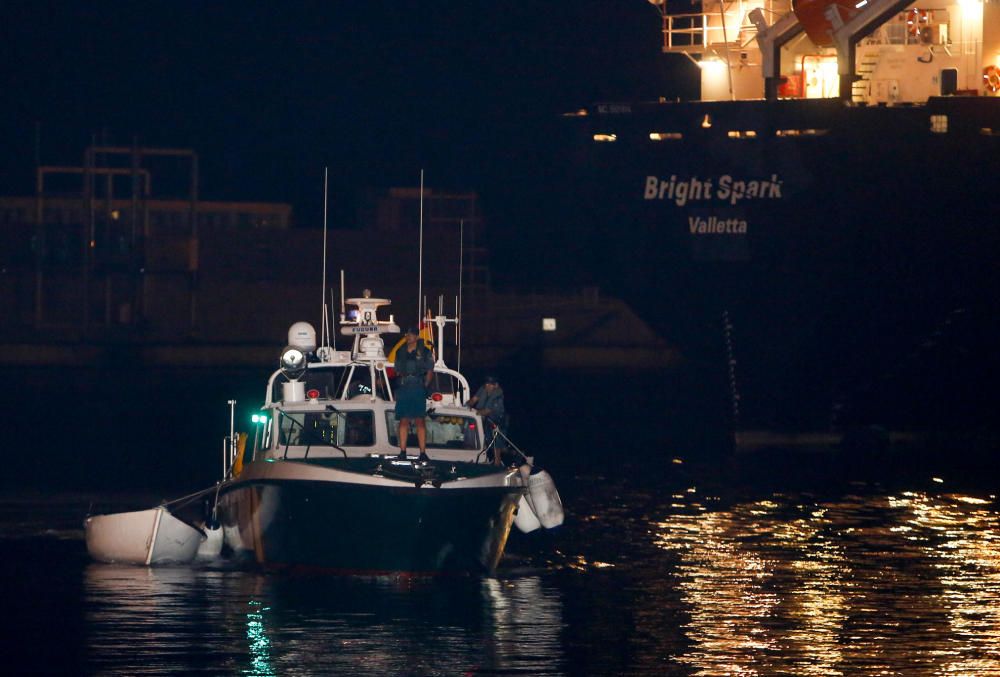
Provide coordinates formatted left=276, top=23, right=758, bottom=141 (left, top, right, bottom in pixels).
left=564, top=0, right=1000, bottom=437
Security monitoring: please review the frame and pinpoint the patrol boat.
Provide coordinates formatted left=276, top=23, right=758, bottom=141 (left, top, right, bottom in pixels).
left=87, top=291, right=564, bottom=574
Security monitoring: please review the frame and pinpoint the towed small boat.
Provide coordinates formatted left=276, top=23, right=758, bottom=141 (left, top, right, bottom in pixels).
left=85, top=292, right=563, bottom=575
left=85, top=507, right=205, bottom=565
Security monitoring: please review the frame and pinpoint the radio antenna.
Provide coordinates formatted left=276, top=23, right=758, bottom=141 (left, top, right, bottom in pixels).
left=417, top=169, right=424, bottom=328
left=457, top=218, right=464, bottom=372
left=340, top=269, right=345, bottom=318
left=320, top=167, right=331, bottom=349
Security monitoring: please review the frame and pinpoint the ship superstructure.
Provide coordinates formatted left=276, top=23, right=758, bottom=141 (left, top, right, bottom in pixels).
left=651, top=0, right=1000, bottom=102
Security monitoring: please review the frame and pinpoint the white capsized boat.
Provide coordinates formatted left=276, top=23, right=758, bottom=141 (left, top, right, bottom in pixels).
left=85, top=507, right=205, bottom=565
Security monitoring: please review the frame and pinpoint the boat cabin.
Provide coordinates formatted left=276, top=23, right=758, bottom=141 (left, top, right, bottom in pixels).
left=243, top=293, right=491, bottom=465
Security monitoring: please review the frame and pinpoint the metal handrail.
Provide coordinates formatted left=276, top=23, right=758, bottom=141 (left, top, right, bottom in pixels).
left=658, top=1, right=795, bottom=52
left=662, top=12, right=763, bottom=50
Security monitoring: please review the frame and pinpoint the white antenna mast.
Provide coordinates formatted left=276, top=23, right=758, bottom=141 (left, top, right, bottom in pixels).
left=328, top=286, right=338, bottom=350
left=320, top=167, right=331, bottom=349
left=417, top=169, right=424, bottom=329
left=457, top=218, right=464, bottom=372
left=339, top=268, right=347, bottom=348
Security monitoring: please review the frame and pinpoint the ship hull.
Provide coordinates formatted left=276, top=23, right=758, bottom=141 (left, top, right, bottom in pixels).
left=217, top=461, right=521, bottom=575
left=567, top=96, right=1000, bottom=432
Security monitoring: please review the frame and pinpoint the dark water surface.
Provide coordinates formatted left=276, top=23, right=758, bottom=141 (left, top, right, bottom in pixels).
left=3, top=476, right=1000, bottom=675
left=4, top=367, right=1000, bottom=674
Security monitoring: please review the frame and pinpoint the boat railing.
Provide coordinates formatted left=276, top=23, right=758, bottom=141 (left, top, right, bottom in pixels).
left=262, top=359, right=470, bottom=408
left=426, top=366, right=471, bottom=407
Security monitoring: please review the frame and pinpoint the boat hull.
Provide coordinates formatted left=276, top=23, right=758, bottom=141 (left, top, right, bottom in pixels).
left=85, top=507, right=205, bottom=565
left=217, top=464, right=521, bottom=575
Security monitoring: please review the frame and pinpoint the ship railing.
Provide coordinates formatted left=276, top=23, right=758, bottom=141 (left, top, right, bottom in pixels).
left=860, top=13, right=951, bottom=47
left=658, top=1, right=794, bottom=54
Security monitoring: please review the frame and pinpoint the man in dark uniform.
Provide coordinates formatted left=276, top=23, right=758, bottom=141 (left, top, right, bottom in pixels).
left=468, top=375, right=507, bottom=464
left=393, top=327, right=434, bottom=462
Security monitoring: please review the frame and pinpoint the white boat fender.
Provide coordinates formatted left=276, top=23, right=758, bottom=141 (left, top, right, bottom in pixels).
left=196, top=525, right=224, bottom=560
left=514, top=494, right=542, bottom=533
left=515, top=465, right=564, bottom=530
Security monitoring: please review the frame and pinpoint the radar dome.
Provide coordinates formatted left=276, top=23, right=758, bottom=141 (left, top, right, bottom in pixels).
left=287, top=322, right=317, bottom=352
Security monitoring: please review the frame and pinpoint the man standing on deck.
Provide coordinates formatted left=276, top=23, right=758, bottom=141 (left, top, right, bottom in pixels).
left=468, top=376, right=507, bottom=464
left=393, top=327, right=434, bottom=463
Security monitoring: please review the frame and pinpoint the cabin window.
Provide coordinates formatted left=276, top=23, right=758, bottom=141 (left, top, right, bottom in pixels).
left=278, top=410, right=374, bottom=447
left=343, top=411, right=374, bottom=446
left=385, top=411, right=480, bottom=450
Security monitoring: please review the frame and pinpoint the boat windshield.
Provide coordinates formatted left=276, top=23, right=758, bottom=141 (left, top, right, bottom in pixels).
left=271, top=367, right=347, bottom=402
left=271, top=365, right=393, bottom=402
left=345, top=364, right=391, bottom=400
left=278, top=409, right=375, bottom=447
left=385, top=411, right=480, bottom=450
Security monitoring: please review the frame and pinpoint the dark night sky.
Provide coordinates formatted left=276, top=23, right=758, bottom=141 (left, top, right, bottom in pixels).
left=0, top=1, right=694, bottom=287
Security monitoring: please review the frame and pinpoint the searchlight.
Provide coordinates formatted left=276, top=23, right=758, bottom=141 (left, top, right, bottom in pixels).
left=280, top=346, right=307, bottom=379
left=280, top=321, right=316, bottom=401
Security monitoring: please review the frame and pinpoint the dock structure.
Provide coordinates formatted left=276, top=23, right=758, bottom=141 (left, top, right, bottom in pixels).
left=0, top=146, right=672, bottom=371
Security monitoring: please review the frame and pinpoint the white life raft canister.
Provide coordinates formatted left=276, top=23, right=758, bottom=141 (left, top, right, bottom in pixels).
left=514, top=466, right=565, bottom=533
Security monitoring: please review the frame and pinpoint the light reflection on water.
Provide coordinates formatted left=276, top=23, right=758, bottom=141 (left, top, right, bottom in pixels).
left=648, top=490, right=1000, bottom=676
left=82, top=565, right=566, bottom=676
left=6, top=484, right=1000, bottom=674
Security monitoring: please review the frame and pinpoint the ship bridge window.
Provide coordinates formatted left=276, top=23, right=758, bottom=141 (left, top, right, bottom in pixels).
left=386, top=411, right=479, bottom=450
left=649, top=132, right=683, bottom=141
left=930, top=115, right=948, bottom=134
left=278, top=409, right=374, bottom=448
left=727, top=130, right=758, bottom=139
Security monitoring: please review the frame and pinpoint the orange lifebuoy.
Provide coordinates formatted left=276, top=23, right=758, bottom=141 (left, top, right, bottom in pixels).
left=907, top=9, right=928, bottom=37
left=985, top=66, right=1000, bottom=94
